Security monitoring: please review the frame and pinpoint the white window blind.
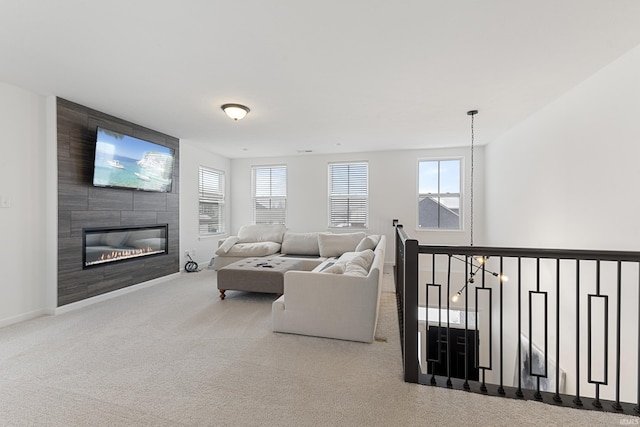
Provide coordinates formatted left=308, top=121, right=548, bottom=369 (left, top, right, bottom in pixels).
left=252, top=165, right=287, bottom=224
left=199, top=167, right=225, bottom=236
left=418, top=159, right=461, bottom=229
left=328, top=162, right=368, bottom=228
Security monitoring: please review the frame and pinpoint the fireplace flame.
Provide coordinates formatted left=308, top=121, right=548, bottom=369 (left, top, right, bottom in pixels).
left=98, top=246, right=154, bottom=262
left=93, top=246, right=164, bottom=264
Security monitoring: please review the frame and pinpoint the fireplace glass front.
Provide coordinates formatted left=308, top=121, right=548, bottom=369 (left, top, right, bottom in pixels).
left=83, top=224, right=168, bottom=269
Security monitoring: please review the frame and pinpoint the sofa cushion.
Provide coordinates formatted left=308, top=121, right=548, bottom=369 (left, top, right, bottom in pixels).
left=237, top=224, right=287, bottom=244
left=344, top=249, right=375, bottom=276
left=216, top=236, right=240, bottom=255
left=322, top=263, right=345, bottom=274
left=355, top=234, right=380, bottom=252
left=318, top=232, right=367, bottom=257
left=224, top=242, right=281, bottom=257
left=336, top=252, right=360, bottom=264
left=281, top=232, right=320, bottom=255
left=344, top=263, right=368, bottom=277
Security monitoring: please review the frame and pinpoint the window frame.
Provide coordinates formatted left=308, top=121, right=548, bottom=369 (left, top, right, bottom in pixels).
left=417, top=157, right=463, bottom=231
left=327, top=161, right=369, bottom=229
left=251, top=164, right=288, bottom=225
left=198, top=166, right=226, bottom=237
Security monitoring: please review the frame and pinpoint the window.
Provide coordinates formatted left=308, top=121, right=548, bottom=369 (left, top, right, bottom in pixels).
left=328, top=162, right=368, bottom=228
left=199, top=167, right=225, bottom=236
left=252, top=165, right=287, bottom=224
left=418, top=159, right=461, bottom=229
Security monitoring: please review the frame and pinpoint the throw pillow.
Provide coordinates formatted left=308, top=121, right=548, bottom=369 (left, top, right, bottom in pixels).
left=344, top=249, right=375, bottom=276
left=355, top=235, right=380, bottom=252
left=322, top=263, right=345, bottom=274
left=318, top=232, right=367, bottom=257
left=344, top=263, right=368, bottom=276
left=216, top=236, right=240, bottom=255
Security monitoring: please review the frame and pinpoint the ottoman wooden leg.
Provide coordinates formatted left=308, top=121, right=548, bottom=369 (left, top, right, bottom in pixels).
left=219, top=290, right=226, bottom=300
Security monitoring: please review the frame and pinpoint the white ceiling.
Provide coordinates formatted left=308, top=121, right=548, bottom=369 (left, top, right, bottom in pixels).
left=2, top=1, right=640, bottom=158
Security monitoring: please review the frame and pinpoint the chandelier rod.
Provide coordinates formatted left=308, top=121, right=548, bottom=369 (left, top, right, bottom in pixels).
left=467, top=110, right=478, bottom=247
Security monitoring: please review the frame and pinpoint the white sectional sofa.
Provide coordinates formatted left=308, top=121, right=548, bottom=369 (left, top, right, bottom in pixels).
left=213, top=224, right=375, bottom=271
left=213, top=224, right=387, bottom=342
left=272, top=235, right=386, bottom=343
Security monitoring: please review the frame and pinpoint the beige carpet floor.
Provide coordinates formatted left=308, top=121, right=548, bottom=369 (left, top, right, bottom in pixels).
left=0, top=269, right=635, bottom=426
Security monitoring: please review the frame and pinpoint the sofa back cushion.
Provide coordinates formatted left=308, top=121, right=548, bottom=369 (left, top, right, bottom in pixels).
left=318, top=232, right=367, bottom=257
left=355, top=234, right=380, bottom=252
left=237, top=224, right=286, bottom=243
left=281, top=232, right=320, bottom=255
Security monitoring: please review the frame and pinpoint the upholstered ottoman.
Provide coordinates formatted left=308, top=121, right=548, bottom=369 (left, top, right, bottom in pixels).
left=217, top=257, right=303, bottom=300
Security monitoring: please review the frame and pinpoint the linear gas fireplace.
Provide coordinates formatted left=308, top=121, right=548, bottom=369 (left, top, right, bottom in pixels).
left=83, top=224, right=168, bottom=269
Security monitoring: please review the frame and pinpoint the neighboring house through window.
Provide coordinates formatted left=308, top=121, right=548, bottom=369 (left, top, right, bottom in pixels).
left=418, top=159, right=461, bottom=229
left=328, top=161, right=368, bottom=228
left=252, top=165, right=287, bottom=224
left=199, top=166, right=225, bottom=236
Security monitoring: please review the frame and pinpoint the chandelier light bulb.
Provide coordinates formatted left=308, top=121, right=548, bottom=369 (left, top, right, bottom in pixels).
left=451, top=291, right=461, bottom=303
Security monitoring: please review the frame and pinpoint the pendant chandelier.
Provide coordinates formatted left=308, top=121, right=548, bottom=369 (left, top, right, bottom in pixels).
left=451, top=110, right=507, bottom=303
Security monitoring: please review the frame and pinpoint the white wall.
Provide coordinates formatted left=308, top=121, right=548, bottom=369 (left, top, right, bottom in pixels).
left=484, top=44, right=640, bottom=401
left=179, top=140, right=231, bottom=268
left=485, top=47, right=640, bottom=252
left=230, top=147, right=484, bottom=265
left=0, top=82, right=49, bottom=326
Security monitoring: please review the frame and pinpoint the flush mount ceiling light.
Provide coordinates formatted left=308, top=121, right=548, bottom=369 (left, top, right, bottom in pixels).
left=221, top=103, right=250, bottom=121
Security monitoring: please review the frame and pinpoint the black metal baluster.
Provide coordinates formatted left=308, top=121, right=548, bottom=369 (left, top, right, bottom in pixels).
left=588, top=260, right=608, bottom=409
left=613, top=261, right=622, bottom=411
left=529, top=258, right=549, bottom=400
left=429, top=253, right=438, bottom=386
left=516, top=257, right=523, bottom=398
left=574, top=259, right=583, bottom=406
left=477, top=260, right=491, bottom=393
left=498, top=256, right=505, bottom=395
left=636, top=262, right=640, bottom=414
left=446, top=254, right=452, bottom=387
left=464, top=255, right=470, bottom=390
left=481, top=259, right=486, bottom=393
left=553, top=258, right=562, bottom=403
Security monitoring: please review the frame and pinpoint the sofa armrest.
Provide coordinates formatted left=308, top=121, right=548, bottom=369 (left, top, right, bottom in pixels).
left=274, top=268, right=381, bottom=343
left=283, top=270, right=379, bottom=316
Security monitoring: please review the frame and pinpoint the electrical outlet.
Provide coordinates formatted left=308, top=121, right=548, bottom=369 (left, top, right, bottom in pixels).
left=191, top=249, right=196, bottom=257
left=0, top=196, right=10, bottom=208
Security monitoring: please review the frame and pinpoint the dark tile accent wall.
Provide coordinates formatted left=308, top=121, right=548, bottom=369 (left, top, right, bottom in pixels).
left=57, top=98, right=180, bottom=306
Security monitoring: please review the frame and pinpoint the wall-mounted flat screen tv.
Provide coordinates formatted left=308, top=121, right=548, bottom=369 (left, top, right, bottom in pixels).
left=92, top=127, right=175, bottom=193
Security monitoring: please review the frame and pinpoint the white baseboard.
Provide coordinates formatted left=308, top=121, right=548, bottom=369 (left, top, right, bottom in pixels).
left=0, top=309, right=50, bottom=329
left=55, top=273, right=180, bottom=316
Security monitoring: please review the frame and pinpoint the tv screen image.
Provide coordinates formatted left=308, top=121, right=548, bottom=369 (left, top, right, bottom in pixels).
left=92, top=127, right=175, bottom=193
